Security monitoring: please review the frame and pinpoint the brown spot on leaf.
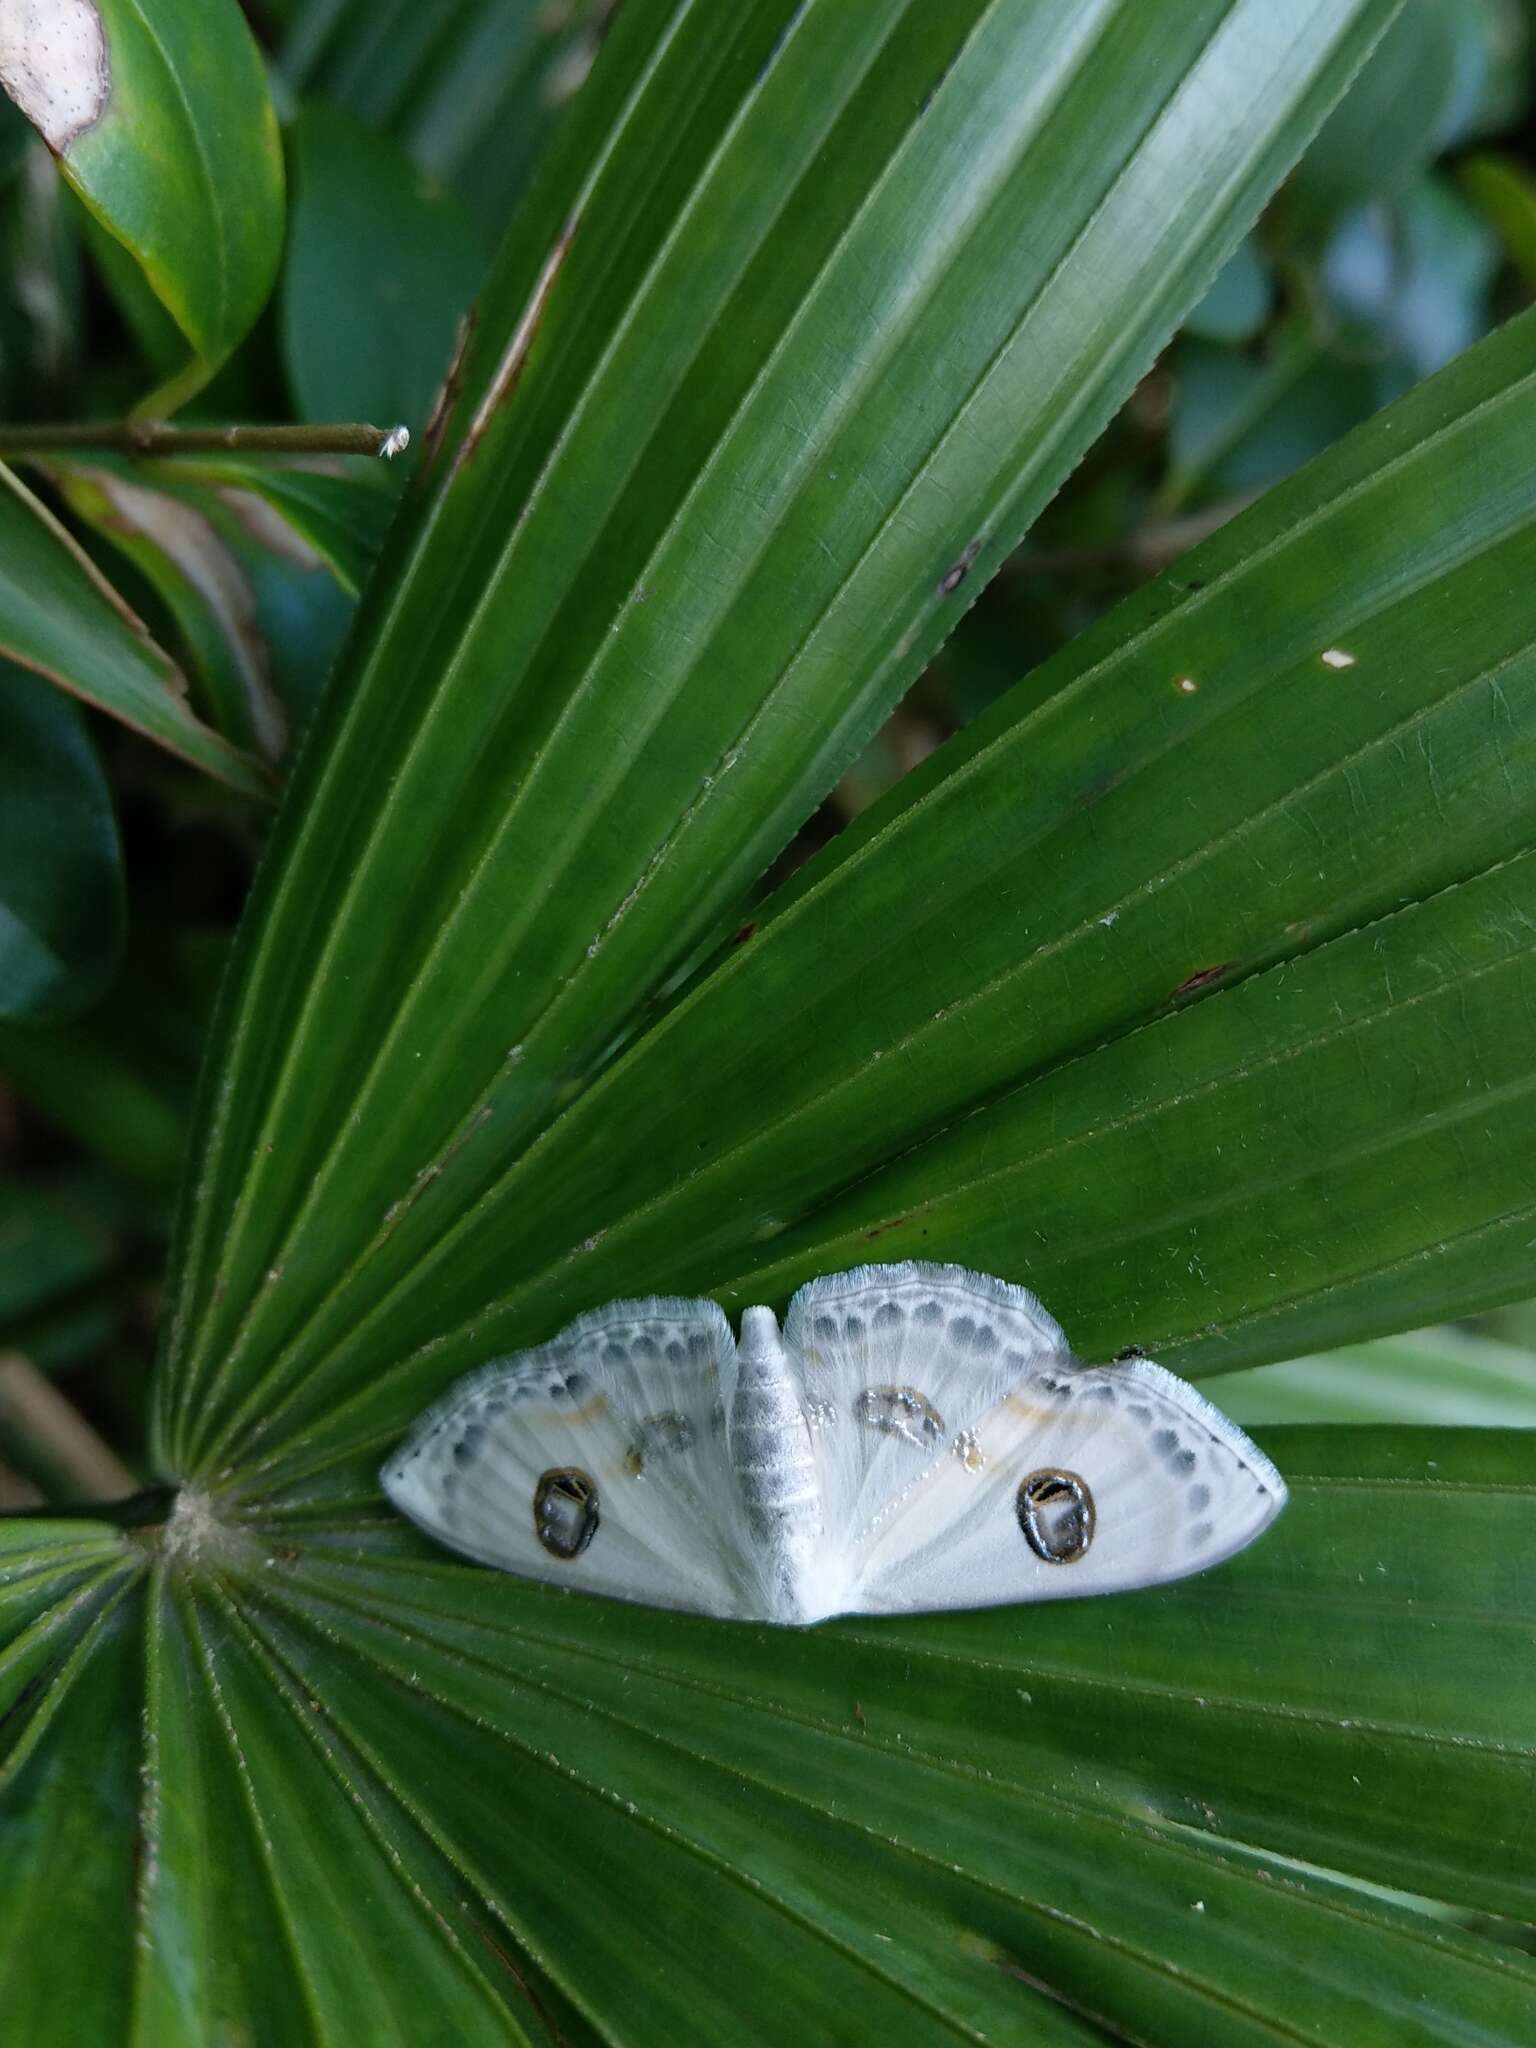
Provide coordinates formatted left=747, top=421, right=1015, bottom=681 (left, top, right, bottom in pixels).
left=421, top=306, right=480, bottom=470
left=939, top=539, right=982, bottom=596
left=1071, top=766, right=1127, bottom=814
left=731, top=921, right=757, bottom=946
left=862, top=1215, right=909, bottom=1242
left=453, top=214, right=579, bottom=475
left=1173, top=963, right=1232, bottom=999
left=467, top=1915, right=569, bottom=2045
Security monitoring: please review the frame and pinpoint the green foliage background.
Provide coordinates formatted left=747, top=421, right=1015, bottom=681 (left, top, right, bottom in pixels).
left=4, top=1, right=1536, bottom=2040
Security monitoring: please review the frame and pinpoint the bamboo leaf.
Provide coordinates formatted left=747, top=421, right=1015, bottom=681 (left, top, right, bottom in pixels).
left=0, top=463, right=272, bottom=796
left=140, top=460, right=396, bottom=598
left=46, top=459, right=289, bottom=761
left=1213, top=1326, right=1536, bottom=1427
left=0, top=0, right=285, bottom=405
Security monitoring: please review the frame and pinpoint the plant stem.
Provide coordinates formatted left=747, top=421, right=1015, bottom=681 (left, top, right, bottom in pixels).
left=0, top=1483, right=178, bottom=1528
left=1007, top=491, right=1263, bottom=579
left=0, top=420, right=411, bottom=459
left=0, top=1453, right=45, bottom=1511
left=0, top=1350, right=138, bottom=1502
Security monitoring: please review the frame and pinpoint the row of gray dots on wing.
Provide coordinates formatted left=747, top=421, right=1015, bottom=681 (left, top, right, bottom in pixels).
left=1114, top=1391, right=1239, bottom=1551
left=810, top=1298, right=1028, bottom=1369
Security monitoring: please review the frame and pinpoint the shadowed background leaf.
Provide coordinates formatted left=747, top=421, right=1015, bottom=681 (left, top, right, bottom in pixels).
left=282, top=99, right=487, bottom=431
left=0, top=461, right=272, bottom=793
left=280, top=0, right=611, bottom=234
left=0, top=665, right=121, bottom=1019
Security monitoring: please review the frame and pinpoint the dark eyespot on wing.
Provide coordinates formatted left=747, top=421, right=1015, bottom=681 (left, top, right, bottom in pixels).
left=534, top=1468, right=599, bottom=1560
left=1017, top=1470, right=1094, bottom=1563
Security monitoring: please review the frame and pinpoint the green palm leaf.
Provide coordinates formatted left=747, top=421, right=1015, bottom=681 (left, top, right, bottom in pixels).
left=14, top=4, right=1536, bottom=2041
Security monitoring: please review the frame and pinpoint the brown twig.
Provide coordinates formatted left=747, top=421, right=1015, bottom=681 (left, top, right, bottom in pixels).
left=0, top=1453, right=45, bottom=1511
left=1007, top=491, right=1264, bottom=579
left=0, top=1351, right=137, bottom=1502
left=0, top=419, right=410, bottom=460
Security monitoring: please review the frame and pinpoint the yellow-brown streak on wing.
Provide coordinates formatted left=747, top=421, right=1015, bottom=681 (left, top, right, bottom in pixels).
left=1001, top=1395, right=1058, bottom=1429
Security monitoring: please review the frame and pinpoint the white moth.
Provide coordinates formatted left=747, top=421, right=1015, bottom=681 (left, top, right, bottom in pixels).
left=381, top=1261, right=1285, bottom=1626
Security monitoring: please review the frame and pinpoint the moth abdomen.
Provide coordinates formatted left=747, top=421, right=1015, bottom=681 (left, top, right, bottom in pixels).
left=729, top=1305, right=822, bottom=1620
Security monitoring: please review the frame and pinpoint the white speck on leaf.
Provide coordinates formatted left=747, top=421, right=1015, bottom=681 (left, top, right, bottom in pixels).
left=1320, top=647, right=1356, bottom=669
